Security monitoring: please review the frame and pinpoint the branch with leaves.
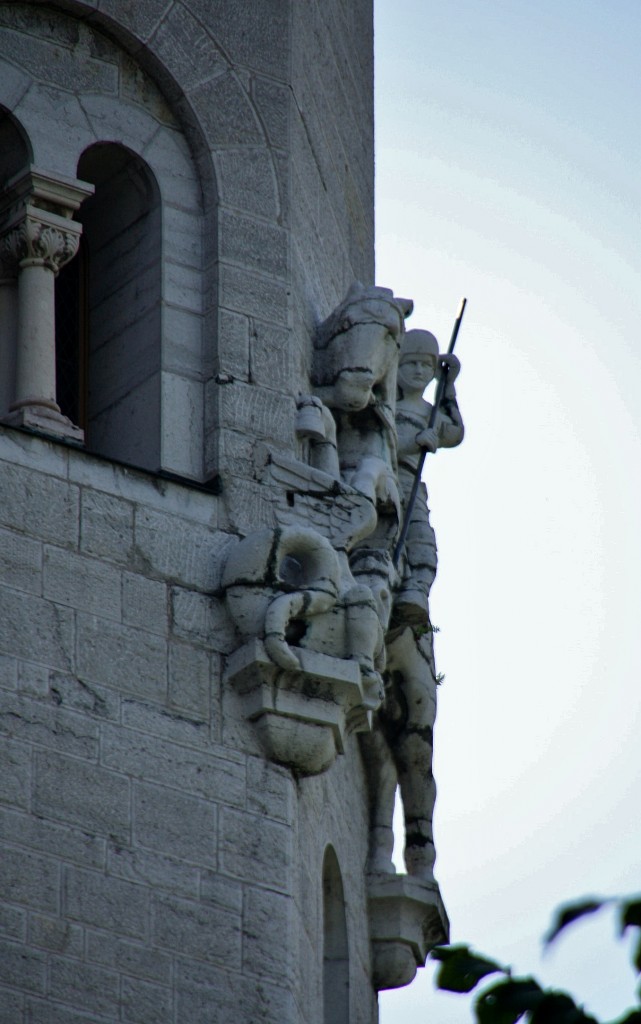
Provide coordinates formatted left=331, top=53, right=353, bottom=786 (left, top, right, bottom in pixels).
left=431, top=894, right=641, bottom=1024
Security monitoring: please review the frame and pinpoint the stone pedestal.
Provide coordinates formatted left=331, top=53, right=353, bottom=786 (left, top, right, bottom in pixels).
left=367, top=873, right=449, bottom=990
left=224, top=638, right=368, bottom=775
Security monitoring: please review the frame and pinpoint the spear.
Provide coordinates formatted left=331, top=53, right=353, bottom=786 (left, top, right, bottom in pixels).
left=392, top=297, right=467, bottom=568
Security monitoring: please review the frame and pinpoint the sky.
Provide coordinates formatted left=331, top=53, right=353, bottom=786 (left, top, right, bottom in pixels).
left=374, top=2, right=641, bottom=1021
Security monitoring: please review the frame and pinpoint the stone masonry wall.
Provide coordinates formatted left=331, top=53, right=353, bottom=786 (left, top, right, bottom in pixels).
left=0, top=1, right=378, bottom=1020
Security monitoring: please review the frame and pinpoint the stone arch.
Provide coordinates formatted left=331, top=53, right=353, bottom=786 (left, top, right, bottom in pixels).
left=322, top=845, right=350, bottom=1024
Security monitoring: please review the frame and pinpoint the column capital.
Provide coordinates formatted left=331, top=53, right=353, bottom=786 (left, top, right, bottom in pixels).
left=0, top=166, right=94, bottom=275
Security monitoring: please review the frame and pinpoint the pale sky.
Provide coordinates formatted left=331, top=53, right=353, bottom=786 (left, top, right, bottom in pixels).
left=374, top=2, right=641, bottom=1020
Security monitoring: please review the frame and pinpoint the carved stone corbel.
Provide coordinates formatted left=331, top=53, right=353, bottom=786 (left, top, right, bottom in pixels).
left=368, top=873, right=449, bottom=990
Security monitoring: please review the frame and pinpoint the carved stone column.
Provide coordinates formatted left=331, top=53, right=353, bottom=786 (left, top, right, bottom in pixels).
left=0, top=168, right=94, bottom=441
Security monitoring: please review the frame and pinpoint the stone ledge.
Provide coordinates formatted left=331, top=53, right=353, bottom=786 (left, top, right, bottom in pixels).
left=367, top=873, right=449, bottom=990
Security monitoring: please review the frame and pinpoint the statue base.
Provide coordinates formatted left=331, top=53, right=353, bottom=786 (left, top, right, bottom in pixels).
left=367, top=872, right=449, bottom=990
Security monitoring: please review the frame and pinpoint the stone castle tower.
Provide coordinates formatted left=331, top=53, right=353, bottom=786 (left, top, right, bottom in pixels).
left=0, top=3, right=451, bottom=1021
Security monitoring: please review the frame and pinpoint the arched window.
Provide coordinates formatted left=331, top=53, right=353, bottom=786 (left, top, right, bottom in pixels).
left=322, top=846, right=350, bottom=1024
left=57, top=143, right=162, bottom=470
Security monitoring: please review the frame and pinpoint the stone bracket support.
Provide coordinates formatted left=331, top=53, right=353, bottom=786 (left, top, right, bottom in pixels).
left=367, top=873, right=450, bottom=990
left=223, top=638, right=367, bottom=775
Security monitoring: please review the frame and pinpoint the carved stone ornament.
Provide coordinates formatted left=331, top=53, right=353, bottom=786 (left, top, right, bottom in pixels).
left=1, top=210, right=81, bottom=273
left=367, top=873, right=449, bottom=990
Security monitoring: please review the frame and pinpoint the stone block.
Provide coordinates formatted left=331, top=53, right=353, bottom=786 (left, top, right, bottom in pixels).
left=175, top=960, right=293, bottom=1024
left=0, top=693, right=98, bottom=759
left=0, top=527, right=41, bottom=595
left=133, top=507, right=220, bottom=590
left=133, top=781, right=216, bottom=865
left=246, top=757, right=295, bottom=824
left=121, top=975, right=173, bottom=1024
left=28, top=914, right=83, bottom=957
left=77, top=614, right=167, bottom=701
left=43, top=547, right=122, bottom=620
left=168, top=643, right=211, bottom=720
left=48, top=672, right=120, bottom=722
left=101, top=725, right=246, bottom=807
left=81, top=92, right=159, bottom=153
left=215, top=149, right=279, bottom=219
left=122, top=574, right=168, bottom=635
left=198, top=872, right=242, bottom=915
left=170, top=587, right=236, bottom=653
left=163, top=302, right=204, bottom=378
left=49, top=956, right=119, bottom=1018
left=0, top=464, right=78, bottom=549
left=219, top=263, right=289, bottom=326
left=215, top=308, right=250, bottom=380
left=0, top=904, right=25, bottom=941
left=249, top=320, right=297, bottom=391
left=189, top=72, right=262, bottom=147
left=0, top=807, right=105, bottom=869
left=162, top=205, right=202, bottom=271
left=0, top=737, right=29, bottom=809
left=0, top=938, right=46, bottom=994
left=64, top=867, right=148, bottom=939
left=17, top=660, right=49, bottom=698
left=0, top=587, right=74, bottom=672
left=243, top=886, right=294, bottom=982
left=164, top=259, right=202, bottom=315
left=85, top=931, right=171, bottom=984
left=122, top=699, right=209, bottom=748
left=220, top=211, right=287, bottom=279
left=188, top=0, right=288, bottom=79
left=80, top=488, right=134, bottom=564
left=24, top=1000, right=112, bottom=1024
left=0, top=985, right=24, bottom=1023
left=34, top=750, right=130, bottom=841
left=148, top=4, right=227, bottom=91
left=13, top=84, right=95, bottom=179
left=151, top=894, right=241, bottom=969
left=107, top=843, right=199, bottom=901
left=0, top=655, right=17, bottom=691
left=98, top=0, right=171, bottom=42
left=215, top=379, right=295, bottom=447
left=160, top=373, right=204, bottom=481
left=220, top=808, right=293, bottom=892
left=0, top=846, right=59, bottom=913
left=0, top=23, right=117, bottom=94
left=251, top=75, right=289, bottom=149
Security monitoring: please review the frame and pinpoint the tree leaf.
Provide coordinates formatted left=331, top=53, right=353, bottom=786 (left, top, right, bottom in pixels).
left=620, top=899, right=641, bottom=935
left=475, top=977, right=544, bottom=1024
left=530, top=992, right=598, bottom=1024
left=544, top=899, right=607, bottom=946
left=432, top=945, right=505, bottom=993
left=610, top=1011, right=641, bottom=1024
left=634, top=933, right=641, bottom=975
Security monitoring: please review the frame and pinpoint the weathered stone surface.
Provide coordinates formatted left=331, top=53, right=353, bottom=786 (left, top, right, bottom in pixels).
left=0, top=526, right=41, bottom=595
left=101, top=725, right=246, bottom=806
left=176, top=960, right=294, bottom=1024
left=167, top=642, right=211, bottom=720
left=122, top=573, right=168, bottom=634
left=0, top=464, right=78, bottom=548
left=28, top=915, right=84, bottom=957
left=0, top=904, right=25, bottom=941
left=0, top=693, right=98, bottom=759
left=77, top=614, right=167, bottom=700
left=64, top=867, right=148, bottom=939
left=49, top=956, right=120, bottom=1018
left=85, top=931, right=171, bottom=984
left=0, top=807, right=105, bottom=869
left=0, top=937, right=46, bottom=994
left=80, top=488, right=135, bottom=564
left=151, top=893, right=241, bottom=968
left=215, top=148, right=279, bottom=218
left=43, top=546, right=122, bottom=619
left=107, top=842, right=199, bottom=900
left=34, top=749, right=130, bottom=840
left=121, top=975, right=173, bottom=1024
left=220, top=808, right=292, bottom=892
left=133, top=781, right=216, bottom=864
left=0, top=737, right=29, bottom=809
left=189, top=72, right=262, bottom=147
left=0, top=846, right=59, bottom=913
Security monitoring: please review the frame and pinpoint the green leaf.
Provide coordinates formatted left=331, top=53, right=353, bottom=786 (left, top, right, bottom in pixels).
left=634, top=934, right=641, bottom=975
left=620, top=899, right=641, bottom=935
left=475, top=977, right=544, bottom=1024
left=544, top=899, right=607, bottom=946
left=432, top=945, right=505, bottom=993
left=530, top=992, right=598, bottom=1024
left=610, top=1011, right=641, bottom=1024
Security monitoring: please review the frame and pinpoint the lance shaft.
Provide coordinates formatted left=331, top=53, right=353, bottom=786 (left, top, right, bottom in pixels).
left=392, top=297, right=466, bottom=568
